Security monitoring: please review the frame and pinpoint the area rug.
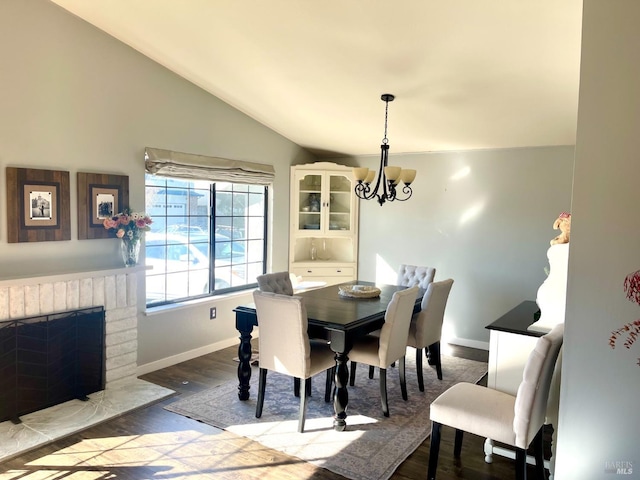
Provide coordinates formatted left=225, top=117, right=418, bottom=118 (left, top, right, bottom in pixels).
left=165, top=354, right=487, bottom=480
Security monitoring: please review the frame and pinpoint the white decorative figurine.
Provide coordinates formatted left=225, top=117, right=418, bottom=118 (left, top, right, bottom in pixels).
left=530, top=212, right=571, bottom=333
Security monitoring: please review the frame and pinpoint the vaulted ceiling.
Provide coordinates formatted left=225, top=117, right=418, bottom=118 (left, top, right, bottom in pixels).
left=50, top=0, right=583, bottom=157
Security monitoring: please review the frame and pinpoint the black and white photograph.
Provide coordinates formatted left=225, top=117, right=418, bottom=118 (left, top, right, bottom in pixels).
left=29, top=190, right=52, bottom=220
left=96, top=192, right=115, bottom=219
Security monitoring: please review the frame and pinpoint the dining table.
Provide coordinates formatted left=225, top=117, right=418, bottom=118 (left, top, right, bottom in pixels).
left=233, top=280, right=424, bottom=431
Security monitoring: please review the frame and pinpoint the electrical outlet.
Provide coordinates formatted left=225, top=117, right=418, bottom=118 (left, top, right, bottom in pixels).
left=209, top=307, right=217, bottom=319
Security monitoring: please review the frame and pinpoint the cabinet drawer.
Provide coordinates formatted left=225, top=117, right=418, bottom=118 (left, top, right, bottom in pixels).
left=293, top=266, right=354, bottom=277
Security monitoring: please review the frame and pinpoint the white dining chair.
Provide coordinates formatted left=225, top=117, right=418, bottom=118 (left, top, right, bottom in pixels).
left=407, top=278, right=454, bottom=387
left=253, top=290, right=336, bottom=433
left=397, top=264, right=436, bottom=289
left=347, top=286, right=419, bottom=417
left=427, top=323, right=564, bottom=480
left=256, top=271, right=294, bottom=295
left=256, top=271, right=330, bottom=398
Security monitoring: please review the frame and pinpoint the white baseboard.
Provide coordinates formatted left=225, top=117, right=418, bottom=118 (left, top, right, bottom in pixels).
left=136, top=334, right=487, bottom=376
left=445, top=336, right=490, bottom=351
left=136, top=337, right=239, bottom=376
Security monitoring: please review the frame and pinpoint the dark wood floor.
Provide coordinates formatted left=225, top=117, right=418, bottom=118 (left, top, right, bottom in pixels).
left=0, top=344, right=546, bottom=480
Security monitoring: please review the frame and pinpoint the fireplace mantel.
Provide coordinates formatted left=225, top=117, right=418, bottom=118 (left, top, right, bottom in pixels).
left=0, top=265, right=148, bottom=288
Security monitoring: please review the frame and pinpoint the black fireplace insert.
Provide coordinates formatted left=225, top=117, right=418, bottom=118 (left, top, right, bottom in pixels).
left=0, top=306, right=105, bottom=424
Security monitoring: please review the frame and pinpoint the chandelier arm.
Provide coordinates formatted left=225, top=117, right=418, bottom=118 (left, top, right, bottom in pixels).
left=379, top=143, right=390, bottom=203
left=387, top=182, right=397, bottom=202
left=354, top=181, right=373, bottom=200
left=392, top=185, right=413, bottom=201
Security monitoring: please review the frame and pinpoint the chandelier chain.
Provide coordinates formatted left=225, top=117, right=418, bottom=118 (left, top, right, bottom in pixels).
left=382, top=98, right=389, bottom=145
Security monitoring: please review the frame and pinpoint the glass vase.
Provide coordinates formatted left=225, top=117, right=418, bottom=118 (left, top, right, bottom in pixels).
left=120, top=237, right=141, bottom=267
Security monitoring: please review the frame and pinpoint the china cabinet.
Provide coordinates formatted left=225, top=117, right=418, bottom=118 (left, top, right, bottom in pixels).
left=289, top=162, right=359, bottom=285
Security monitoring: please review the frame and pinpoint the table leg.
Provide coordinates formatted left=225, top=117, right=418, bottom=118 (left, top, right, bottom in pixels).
left=332, top=351, right=349, bottom=431
left=237, top=328, right=253, bottom=400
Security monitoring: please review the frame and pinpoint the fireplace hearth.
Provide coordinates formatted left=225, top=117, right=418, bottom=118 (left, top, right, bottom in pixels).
left=0, top=306, right=105, bottom=424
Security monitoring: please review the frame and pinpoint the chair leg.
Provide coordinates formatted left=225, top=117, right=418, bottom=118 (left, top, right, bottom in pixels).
left=324, top=367, right=334, bottom=402
left=380, top=368, right=389, bottom=417
left=427, top=344, right=435, bottom=365
left=532, top=426, right=545, bottom=479
left=454, top=429, right=464, bottom=457
left=416, top=347, right=425, bottom=392
left=298, top=377, right=308, bottom=433
left=368, top=365, right=375, bottom=379
left=431, top=341, right=443, bottom=380
left=399, top=356, right=408, bottom=401
left=305, top=378, right=312, bottom=397
left=515, top=447, right=527, bottom=480
left=349, top=361, right=357, bottom=386
left=293, top=377, right=300, bottom=397
left=256, top=368, right=267, bottom=418
left=427, top=422, right=442, bottom=480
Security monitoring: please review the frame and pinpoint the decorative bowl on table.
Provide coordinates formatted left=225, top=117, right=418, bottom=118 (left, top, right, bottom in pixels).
left=338, top=285, right=381, bottom=298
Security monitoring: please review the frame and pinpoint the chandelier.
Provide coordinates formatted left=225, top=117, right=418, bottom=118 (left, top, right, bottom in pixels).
left=353, top=94, right=416, bottom=206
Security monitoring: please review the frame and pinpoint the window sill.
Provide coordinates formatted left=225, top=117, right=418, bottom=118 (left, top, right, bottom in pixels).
left=144, top=288, right=253, bottom=317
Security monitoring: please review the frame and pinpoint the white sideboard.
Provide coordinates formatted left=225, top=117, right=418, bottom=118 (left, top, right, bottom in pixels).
left=485, top=300, right=562, bottom=479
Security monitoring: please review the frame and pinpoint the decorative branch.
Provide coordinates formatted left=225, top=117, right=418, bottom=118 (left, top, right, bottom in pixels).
left=610, top=270, right=640, bottom=367
left=609, top=319, right=640, bottom=349
left=623, top=270, right=640, bottom=305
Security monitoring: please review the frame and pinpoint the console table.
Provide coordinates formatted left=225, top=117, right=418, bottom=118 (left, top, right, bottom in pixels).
left=485, top=300, right=562, bottom=480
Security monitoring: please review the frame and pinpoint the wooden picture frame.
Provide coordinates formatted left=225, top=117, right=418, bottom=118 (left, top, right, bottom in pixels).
left=77, top=172, right=129, bottom=240
left=6, top=167, right=71, bottom=243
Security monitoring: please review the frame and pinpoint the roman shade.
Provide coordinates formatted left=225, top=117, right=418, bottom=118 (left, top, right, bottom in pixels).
left=144, top=147, right=275, bottom=185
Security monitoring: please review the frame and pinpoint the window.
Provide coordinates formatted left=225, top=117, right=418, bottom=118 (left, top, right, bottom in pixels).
left=145, top=175, right=267, bottom=307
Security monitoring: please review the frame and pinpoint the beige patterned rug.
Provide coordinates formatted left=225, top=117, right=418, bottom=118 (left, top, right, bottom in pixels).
left=165, top=354, right=487, bottom=480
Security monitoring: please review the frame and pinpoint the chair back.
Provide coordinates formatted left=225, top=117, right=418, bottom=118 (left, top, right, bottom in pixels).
left=253, top=290, right=310, bottom=378
left=378, top=286, right=419, bottom=366
left=413, top=279, right=454, bottom=347
left=257, top=271, right=294, bottom=295
left=397, top=264, right=436, bottom=289
left=513, top=323, right=564, bottom=448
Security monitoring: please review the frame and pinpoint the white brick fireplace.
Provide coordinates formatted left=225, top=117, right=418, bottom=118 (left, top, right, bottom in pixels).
left=0, top=265, right=176, bottom=463
left=0, top=266, right=144, bottom=386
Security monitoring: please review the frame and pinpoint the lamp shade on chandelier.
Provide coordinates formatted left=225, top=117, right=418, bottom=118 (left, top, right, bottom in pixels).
left=353, top=94, right=416, bottom=206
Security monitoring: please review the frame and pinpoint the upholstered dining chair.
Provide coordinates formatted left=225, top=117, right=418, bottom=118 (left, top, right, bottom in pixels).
left=407, top=278, right=454, bottom=387
left=427, top=323, right=564, bottom=480
left=256, top=270, right=331, bottom=397
left=397, top=264, right=436, bottom=289
left=252, top=290, right=335, bottom=433
left=348, top=286, right=419, bottom=417
left=256, top=271, right=294, bottom=295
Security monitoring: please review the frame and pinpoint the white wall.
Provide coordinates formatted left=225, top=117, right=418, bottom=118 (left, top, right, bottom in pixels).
left=325, top=146, right=575, bottom=346
left=0, top=0, right=315, bottom=368
left=555, top=1, right=640, bottom=477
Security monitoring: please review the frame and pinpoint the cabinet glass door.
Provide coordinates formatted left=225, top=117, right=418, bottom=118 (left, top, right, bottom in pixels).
left=328, top=174, right=352, bottom=232
left=297, top=174, right=322, bottom=232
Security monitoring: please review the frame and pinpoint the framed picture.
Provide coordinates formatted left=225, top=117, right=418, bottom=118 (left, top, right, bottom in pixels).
left=77, top=172, right=129, bottom=240
left=6, top=167, right=71, bottom=243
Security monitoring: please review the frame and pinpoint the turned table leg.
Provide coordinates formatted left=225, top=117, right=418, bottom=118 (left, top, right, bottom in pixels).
left=235, top=308, right=256, bottom=401
left=329, top=330, right=351, bottom=431
left=237, top=329, right=253, bottom=400
left=332, top=351, right=349, bottom=431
